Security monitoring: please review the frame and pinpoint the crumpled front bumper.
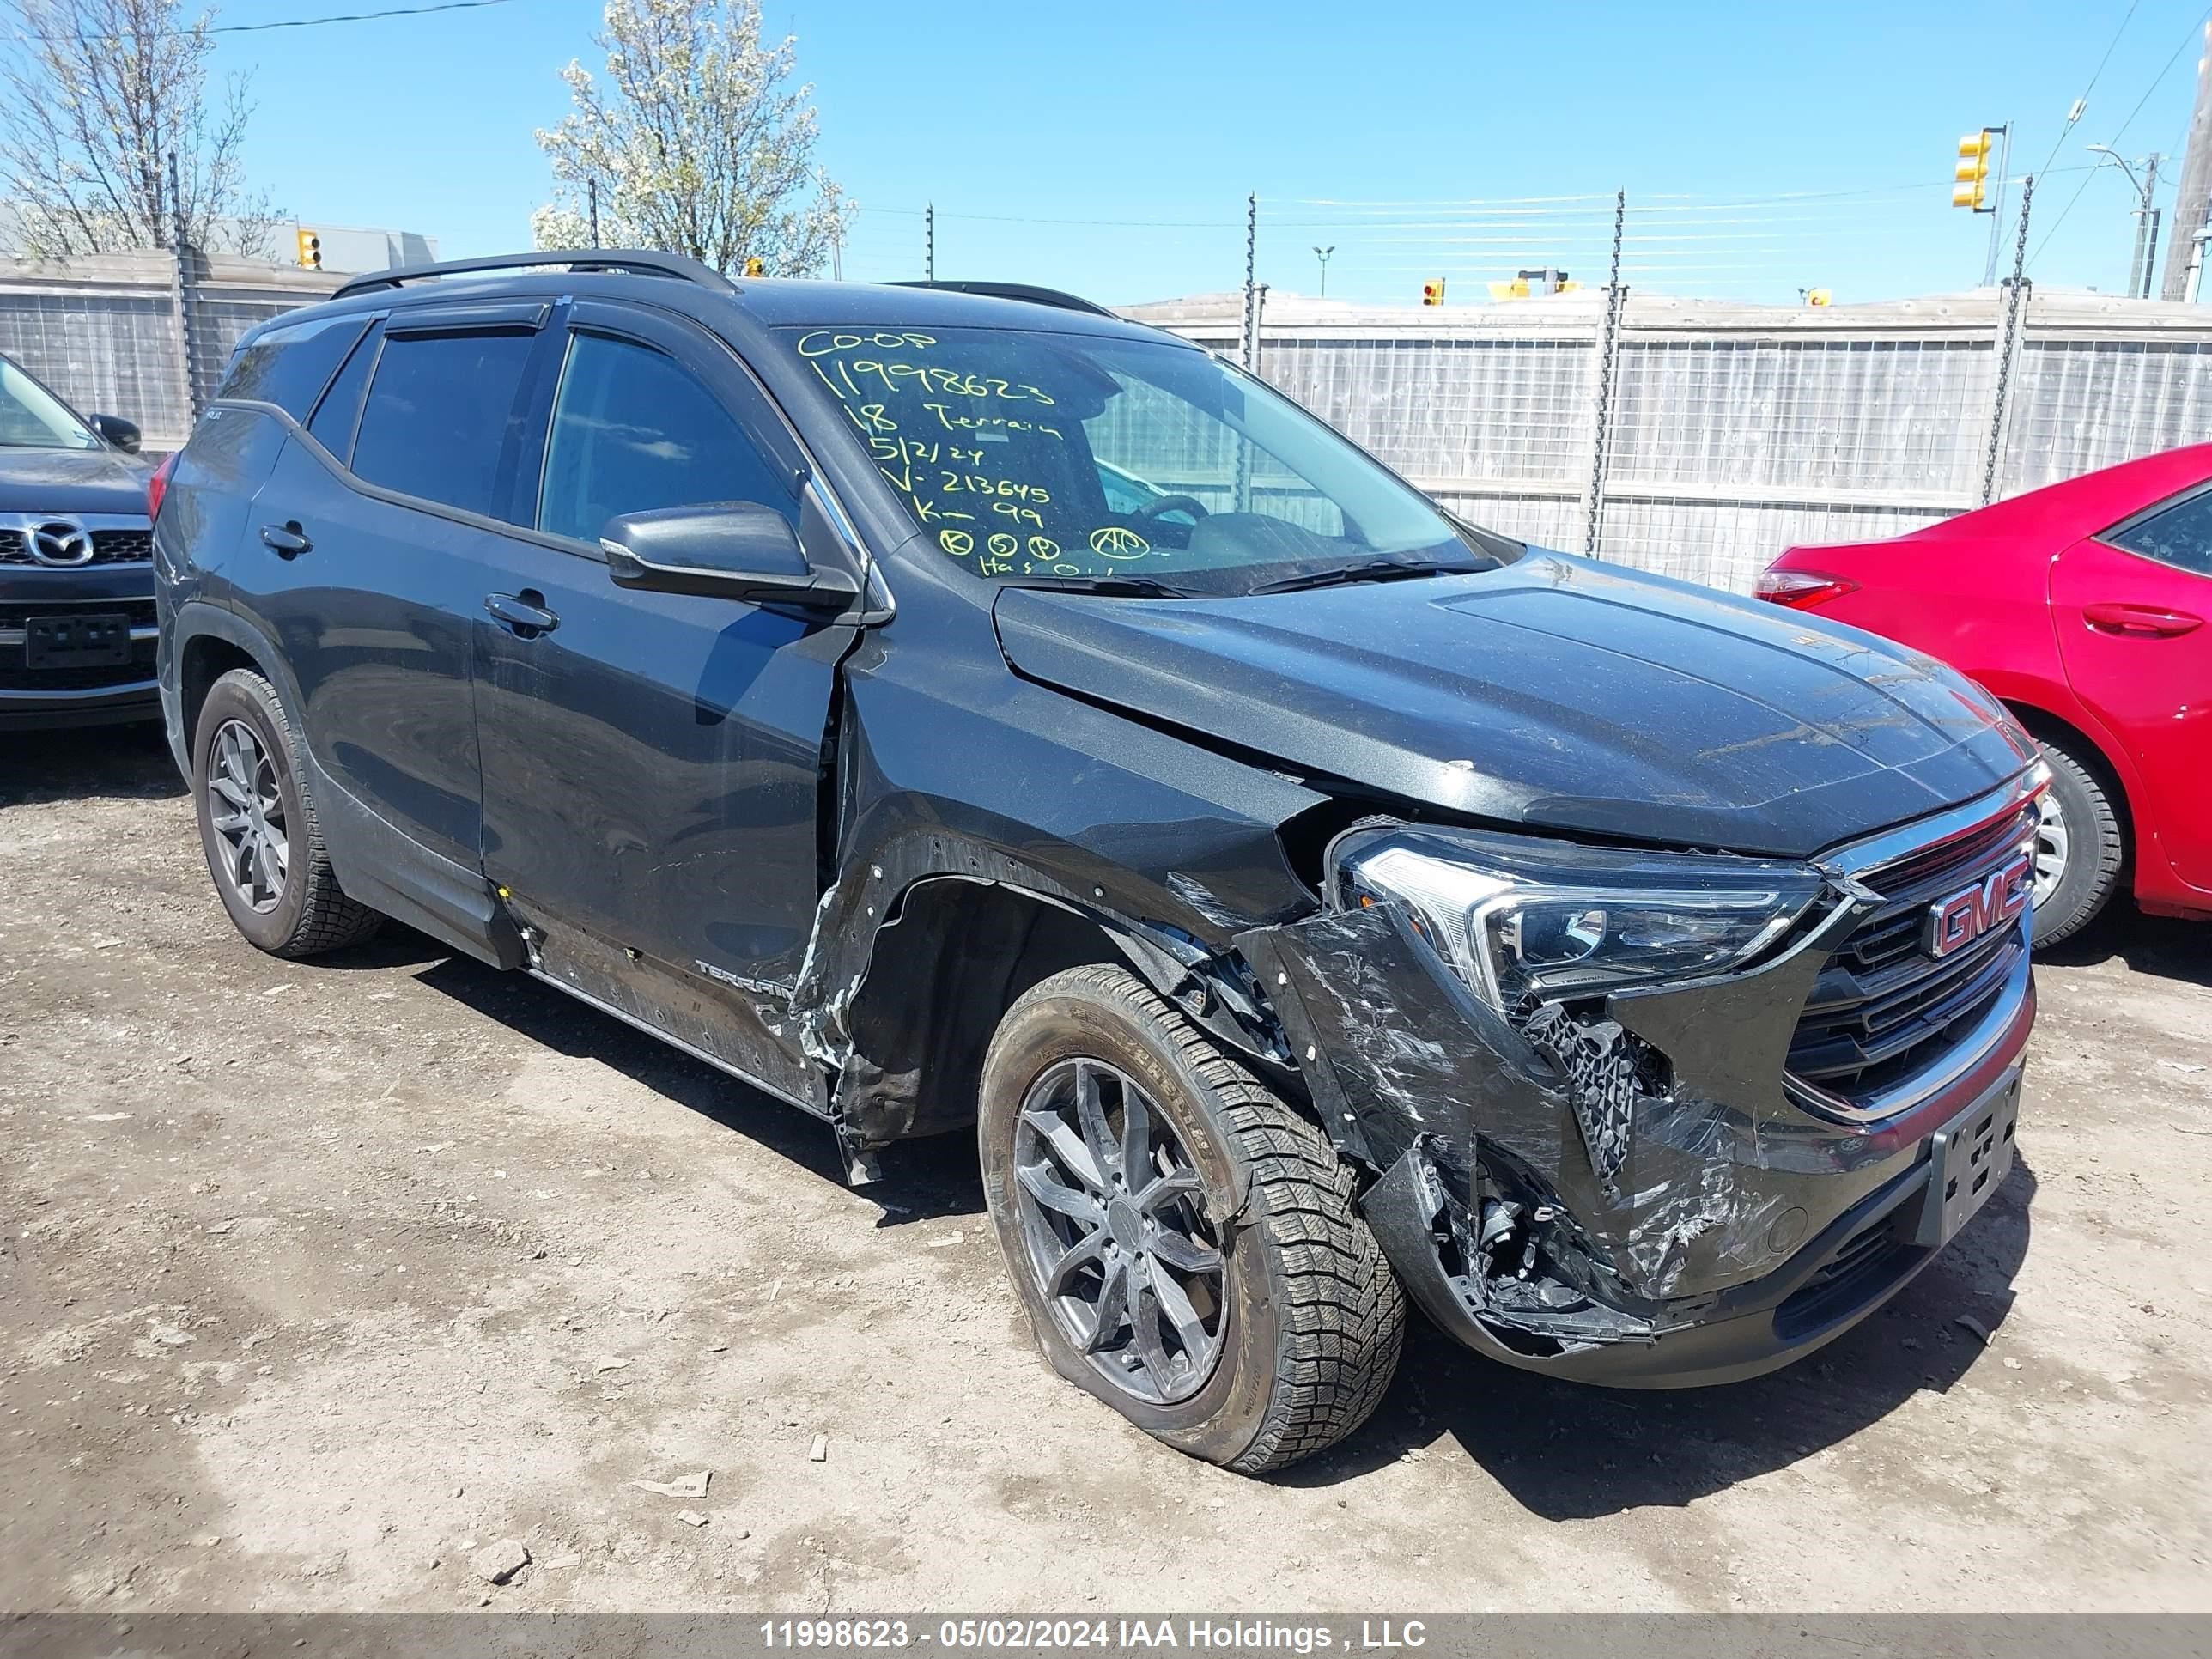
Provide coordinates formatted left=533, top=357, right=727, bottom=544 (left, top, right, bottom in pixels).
left=1236, top=885, right=2033, bottom=1387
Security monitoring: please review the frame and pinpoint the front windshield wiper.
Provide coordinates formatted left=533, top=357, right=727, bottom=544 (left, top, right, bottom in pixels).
left=1000, top=574, right=1190, bottom=599
left=1249, top=558, right=1485, bottom=596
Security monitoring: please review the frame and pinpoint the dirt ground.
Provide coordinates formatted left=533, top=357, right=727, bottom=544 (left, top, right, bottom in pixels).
left=3, top=726, right=2209, bottom=1616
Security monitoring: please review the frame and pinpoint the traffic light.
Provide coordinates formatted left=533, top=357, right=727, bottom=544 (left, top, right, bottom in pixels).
left=743, top=255, right=765, bottom=277
left=295, top=228, right=322, bottom=270
left=1807, top=288, right=1833, bottom=307
left=1420, top=278, right=1445, bottom=307
left=1954, top=131, right=1994, bottom=211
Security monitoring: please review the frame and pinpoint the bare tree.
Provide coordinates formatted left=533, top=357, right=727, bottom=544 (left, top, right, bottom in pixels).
left=0, top=0, right=278, bottom=258
left=533, top=0, right=849, bottom=276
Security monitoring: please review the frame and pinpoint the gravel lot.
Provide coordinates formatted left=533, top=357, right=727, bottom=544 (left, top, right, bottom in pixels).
left=3, top=726, right=2209, bottom=1614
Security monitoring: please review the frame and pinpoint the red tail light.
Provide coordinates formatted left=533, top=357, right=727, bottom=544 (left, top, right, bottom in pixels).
left=1756, top=567, right=1857, bottom=609
left=148, top=452, right=179, bottom=523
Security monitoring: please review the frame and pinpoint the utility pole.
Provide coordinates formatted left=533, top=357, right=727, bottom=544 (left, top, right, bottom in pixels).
left=1311, top=244, right=1334, bottom=297
left=167, top=149, right=185, bottom=253
left=2091, top=147, right=2163, bottom=297
left=924, top=204, right=934, bottom=282
left=2164, top=20, right=2212, bottom=299
left=2138, top=154, right=2163, bottom=299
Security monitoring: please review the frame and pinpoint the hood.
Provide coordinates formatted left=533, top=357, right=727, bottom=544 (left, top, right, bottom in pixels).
left=0, top=446, right=151, bottom=516
left=993, top=552, right=2037, bottom=859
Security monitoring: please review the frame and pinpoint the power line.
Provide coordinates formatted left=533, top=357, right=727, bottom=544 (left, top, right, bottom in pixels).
left=2033, top=0, right=2142, bottom=179
left=212, top=0, right=515, bottom=33
left=18, top=0, right=517, bottom=42
left=2030, top=6, right=2211, bottom=269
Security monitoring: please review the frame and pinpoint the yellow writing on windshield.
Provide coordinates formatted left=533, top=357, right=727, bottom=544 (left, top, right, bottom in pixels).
left=802, top=328, right=1162, bottom=576
left=1090, top=526, right=1150, bottom=560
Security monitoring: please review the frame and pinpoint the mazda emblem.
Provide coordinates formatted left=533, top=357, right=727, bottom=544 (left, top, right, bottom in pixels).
left=27, top=520, right=94, bottom=567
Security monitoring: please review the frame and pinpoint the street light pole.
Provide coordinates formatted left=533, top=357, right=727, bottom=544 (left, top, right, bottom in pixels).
left=2089, top=145, right=2163, bottom=298
left=1311, top=245, right=1334, bottom=298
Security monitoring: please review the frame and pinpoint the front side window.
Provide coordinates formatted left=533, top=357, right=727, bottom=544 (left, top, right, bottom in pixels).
left=2108, top=486, right=2212, bottom=577
left=350, top=330, right=538, bottom=519
left=776, top=323, right=1491, bottom=594
left=0, top=357, right=97, bottom=450
left=537, top=331, right=792, bottom=544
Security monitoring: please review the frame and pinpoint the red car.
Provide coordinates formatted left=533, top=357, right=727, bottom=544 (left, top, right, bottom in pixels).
left=1760, top=443, right=2212, bottom=946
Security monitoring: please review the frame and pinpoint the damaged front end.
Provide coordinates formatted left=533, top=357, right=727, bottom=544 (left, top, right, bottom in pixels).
left=1238, top=787, right=2037, bottom=1387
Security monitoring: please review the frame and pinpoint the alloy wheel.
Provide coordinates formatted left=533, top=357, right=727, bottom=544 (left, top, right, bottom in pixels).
left=208, top=719, right=289, bottom=914
left=2033, top=789, right=2069, bottom=911
left=1011, top=1057, right=1227, bottom=1406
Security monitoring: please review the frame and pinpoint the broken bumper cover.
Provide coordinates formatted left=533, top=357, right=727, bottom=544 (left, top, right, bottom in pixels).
left=1366, top=1057, right=2024, bottom=1386
left=1237, top=864, right=2035, bottom=1389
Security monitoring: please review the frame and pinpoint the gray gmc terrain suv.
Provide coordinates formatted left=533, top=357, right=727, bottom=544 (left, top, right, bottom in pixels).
left=155, top=252, right=2039, bottom=1473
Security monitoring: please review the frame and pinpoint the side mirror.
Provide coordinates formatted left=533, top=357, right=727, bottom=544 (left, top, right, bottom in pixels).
left=599, top=504, right=859, bottom=611
left=88, top=413, right=141, bottom=454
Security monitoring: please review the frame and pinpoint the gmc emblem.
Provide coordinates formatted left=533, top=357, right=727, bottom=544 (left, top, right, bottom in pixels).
left=1922, top=854, right=2033, bottom=958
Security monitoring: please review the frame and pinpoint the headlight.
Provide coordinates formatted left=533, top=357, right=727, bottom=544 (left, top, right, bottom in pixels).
left=1336, top=828, right=1826, bottom=1008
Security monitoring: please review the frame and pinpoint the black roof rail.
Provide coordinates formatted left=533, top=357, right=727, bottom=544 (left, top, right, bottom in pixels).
left=333, top=248, right=738, bottom=301
left=889, top=279, right=1119, bottom=319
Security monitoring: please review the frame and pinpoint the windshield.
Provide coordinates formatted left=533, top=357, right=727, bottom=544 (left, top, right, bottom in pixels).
left=0, top=357, right=97, bottom=450
left=777, top=324, right=1499, bottom=595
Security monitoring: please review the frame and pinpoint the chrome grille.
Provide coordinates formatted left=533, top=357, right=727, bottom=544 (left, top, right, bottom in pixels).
left=1789, top=794, right=2038, bottom=1110
left=0, top=525, right=153, bottom=564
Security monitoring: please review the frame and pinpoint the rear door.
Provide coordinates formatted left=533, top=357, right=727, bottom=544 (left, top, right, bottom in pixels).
left=2051, top=483, right=2212, bottom=892
left=244, top=300, right=554, bottom=948
left=471, top=301, right=858, bottom=1109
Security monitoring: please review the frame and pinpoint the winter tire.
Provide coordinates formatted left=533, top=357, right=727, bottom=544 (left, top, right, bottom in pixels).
left=978, top=963, right=1404, bottom=1474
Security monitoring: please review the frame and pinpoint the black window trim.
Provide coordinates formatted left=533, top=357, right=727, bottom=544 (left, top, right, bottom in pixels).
left=209, top=311, right=378, bottom=432
left=522, top=302, right=809, bottom=563
left=530, top=295, right=882, bottom=606
left=382, top=299, right=554, bottom=339
left=2099, top=472, right=2212, bottom=551
left=335, top=319, right=552, bottom=532
left=301, top=316, right=387, bottom=469
left=216, top=293, right=887, bottom=614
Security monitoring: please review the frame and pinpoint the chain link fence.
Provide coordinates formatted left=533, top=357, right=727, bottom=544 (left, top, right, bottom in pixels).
left=6, top=228, right=2211, bottom=592
left=0, top=250, right=342, bottom=451
left=1131, top=283, right=2212, bottom=592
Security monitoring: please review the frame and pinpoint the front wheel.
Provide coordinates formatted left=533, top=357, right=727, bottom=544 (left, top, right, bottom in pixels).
left=978, top=965, right=1404, bottom=1474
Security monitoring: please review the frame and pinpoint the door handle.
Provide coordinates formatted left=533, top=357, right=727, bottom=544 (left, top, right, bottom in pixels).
left=259, top=522, right=312, bottom=559
left=484, top=592, right=559, bottom=636
left=2082, top=601, right=2203, bottom=638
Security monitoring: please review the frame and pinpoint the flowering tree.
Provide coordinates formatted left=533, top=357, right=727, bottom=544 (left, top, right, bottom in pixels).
left=532, top=0, right=848, bottom=276
left=0, top=0, right=279, bottom=257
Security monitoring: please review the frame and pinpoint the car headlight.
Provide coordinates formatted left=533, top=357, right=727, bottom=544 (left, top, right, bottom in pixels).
left=1335, top=828, right=1826, bottom=1009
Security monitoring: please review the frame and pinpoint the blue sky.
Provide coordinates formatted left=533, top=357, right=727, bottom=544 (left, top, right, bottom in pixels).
left=207, top=0, right=2212, bottom=306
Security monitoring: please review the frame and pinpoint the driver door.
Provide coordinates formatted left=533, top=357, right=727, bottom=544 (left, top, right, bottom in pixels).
left=471, top=301, right=860, bottom=1110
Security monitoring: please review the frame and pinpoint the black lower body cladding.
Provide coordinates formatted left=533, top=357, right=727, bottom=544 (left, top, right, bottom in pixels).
left=1237, top=881, right=2034, bottom=1386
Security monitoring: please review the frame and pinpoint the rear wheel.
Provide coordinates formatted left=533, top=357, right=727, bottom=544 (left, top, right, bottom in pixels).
left=192, top=668, right=381, bottom=958
left=2031, top=734, right=2124, bottom=948
left=978, top=964, right=1403, bottom=1474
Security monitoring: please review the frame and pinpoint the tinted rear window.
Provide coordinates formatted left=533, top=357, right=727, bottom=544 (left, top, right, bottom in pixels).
left=350, top=331, right=538, bottom=519
left=217, top=313, right=374, bottom=420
